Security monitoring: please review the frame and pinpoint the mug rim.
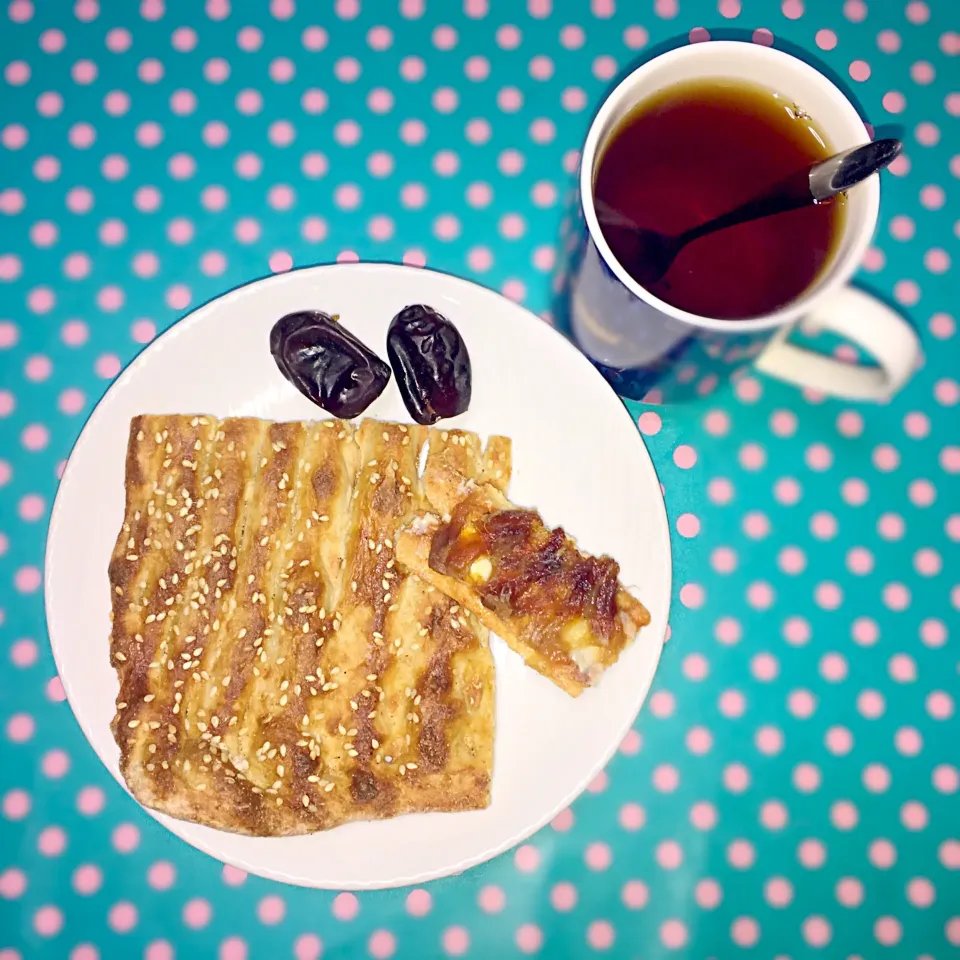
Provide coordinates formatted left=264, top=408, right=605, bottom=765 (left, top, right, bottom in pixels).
left=579, top=40, right=881, bottom=334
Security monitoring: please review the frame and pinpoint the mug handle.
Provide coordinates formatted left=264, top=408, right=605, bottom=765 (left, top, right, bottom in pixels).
left=754, top=286, right=920, bottom=400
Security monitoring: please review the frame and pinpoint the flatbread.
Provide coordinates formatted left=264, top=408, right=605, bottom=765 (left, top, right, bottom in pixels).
left=109, top=415, right=508, bottom=836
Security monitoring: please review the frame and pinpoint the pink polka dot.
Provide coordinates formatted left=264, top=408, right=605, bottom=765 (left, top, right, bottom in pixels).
left=925, top=247, right=951, bottom=273
left=714, top=616, right=741, bottom=646
left=183, top=898, right=212, bottom=929
left=33, top=905, right=63, bottom=937
left=268, top=250, right=293, bottom=274
left=765, top=877, right=793, bottom=908
left=727, top=838, right=755, bottom=869
left=637, top=411, right=661, bottom=435
left=895, top=726, right=923, bottom=756
left=724, top=763, right=751, bottom=793
left=587, top=920, right=614, bottom=950
left=941, top=840, right=960, bottom=869
left=515, top=923, right=543, bottom=954
left=561, top=86, right=587, bottom=111
left=697, top=879, right=724, bottom=910
left=619, top=801, right=645, bottom=830
left=679, top=583, right=705, bottom=609
left=0, top=867, right=26, bottom=900
left=862, top=246, right=885, bottom=271
left=849, top=60, right=871, bottom=81
left=933, top=765, right=959, bottom=793
left=514, top=844, right=540, bottom=872
left=434, top=214, right=461, bottom=240
left=793, top=761, right=821, bottom=792
left=3, top=788, right=31, bottom=820
left=148, top=861, right=175, bottom=890
left=761, top=800, right=788, bottom=831
left=368, top=930, right=395, bottom=959
left=710, top=546, right=737, bottom=573
left=673, top=444, right=697, bottom=468
left=928, top=690, right=955, bottom=720
left=813, top=582, right=843, bottom=610
left=883, top=582, right=911, bottom=610
left=675, top=512, right=701, bottom=539
left=219, top=938, right=247, bottom=960
left=655, top=839, right=683, bottom=869
left=112, top=822, right=139, bottom=852
left=549, top=808, right=574, bottom=834
left=832, top=877, right=863, bottom=911
left=11, top=639, right=39, bottom=667
left=730, top=917, right=759, bottom=947
left=6, top=712, right=34, bottom=742
left=72, top=863, right=102, bottom=893
left=846, top=546, right=874, bottom=575
left=551, top=881, right=578, bottom=912
left=877, top=512, right=905, bottom=540
left=901, top=800, right=929, bottom=830
left=441, top=926, right=470, bottom=957
left=906, top=877, right=935, bottom=907
left=587, top=769, right=609, bottom=793
left=331, top=892, right=358, bottom=920
left=62, top=387, right=89, bottom=417
left=657, top=918, right=687, bottom=949
left=920, top=618, right=947, bottom=647
left=703, top=409, right=730, bottom=436
left=819, top=652, right=848, bottom=682
left=907, top=480, right=937, bottom=507
left=465, top=181, right=491, bottom=207
left=653, top=763, right=680, bottom=792
left=913, top=546, right=941, bottom=576
left=98, top=285, right=125, bottom=312
left=689, top=801, right=717, bottom=831
left=895, top=278, right=922, bottom=304
left=15, top=565, right=42, bottom=591
left=108, top=901, right=138, bottom=933
left=942, top=445, right=960, bottom=473
left=746, top=581, right=774, bottom=609
left=76, top=786, right=104, bottom=815
left=858, top=689, right=887, bottom=719
left=469, top=884, right=502, bottom=915
left=755, top=725, right=783, bottom=755
left=739, top=442, right=766, bottom=470
left=802, top=915, right=832, bottom=947
left=874, top=916, right=902, bottom=946
left=293, top=935, right=322, bottom=960
left=797, top=840, right=827, bottom=870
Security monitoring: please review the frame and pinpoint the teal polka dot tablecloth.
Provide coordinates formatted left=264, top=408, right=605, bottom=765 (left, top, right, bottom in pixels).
left=1, top=0, right=958, bottom=957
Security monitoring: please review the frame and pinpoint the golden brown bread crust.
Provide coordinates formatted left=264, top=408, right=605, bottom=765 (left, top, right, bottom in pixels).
left=396, top=485, right=650, bottom=698
left=109, top=416, right=506, bottom=836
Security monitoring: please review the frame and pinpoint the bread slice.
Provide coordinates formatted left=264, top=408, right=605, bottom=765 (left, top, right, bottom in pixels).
left=396, top=485, right=649, bottom=697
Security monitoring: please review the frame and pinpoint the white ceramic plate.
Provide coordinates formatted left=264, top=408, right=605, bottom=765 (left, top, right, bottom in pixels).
left=45, top=263, right=671, bottom=889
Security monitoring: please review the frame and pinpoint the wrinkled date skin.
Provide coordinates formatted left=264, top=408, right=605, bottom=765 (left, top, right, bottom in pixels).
left=386, top=304, right=472, bottom=425
left=270, top=311, right=391, bottom=419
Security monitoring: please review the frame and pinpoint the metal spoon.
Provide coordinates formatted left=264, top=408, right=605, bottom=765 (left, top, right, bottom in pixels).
left=596, top=138, right=902, bottom=287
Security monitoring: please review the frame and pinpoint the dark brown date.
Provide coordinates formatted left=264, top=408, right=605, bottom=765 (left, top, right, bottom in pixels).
left=386, top=304, right=471, bottom=425
left=270, top=311, right=391, bottom=419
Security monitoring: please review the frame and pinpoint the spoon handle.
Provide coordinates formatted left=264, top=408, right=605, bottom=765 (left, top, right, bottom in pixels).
left=679, top=167, right=813, bottom=245
left=808, top=138, right=903, bottom=201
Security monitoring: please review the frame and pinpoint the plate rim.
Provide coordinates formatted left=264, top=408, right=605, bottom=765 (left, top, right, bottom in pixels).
left=44, top=261, right=672, bottom=889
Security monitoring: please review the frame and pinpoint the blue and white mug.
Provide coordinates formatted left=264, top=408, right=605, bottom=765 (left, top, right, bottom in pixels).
left=556, top=41, right=920, bottom=404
